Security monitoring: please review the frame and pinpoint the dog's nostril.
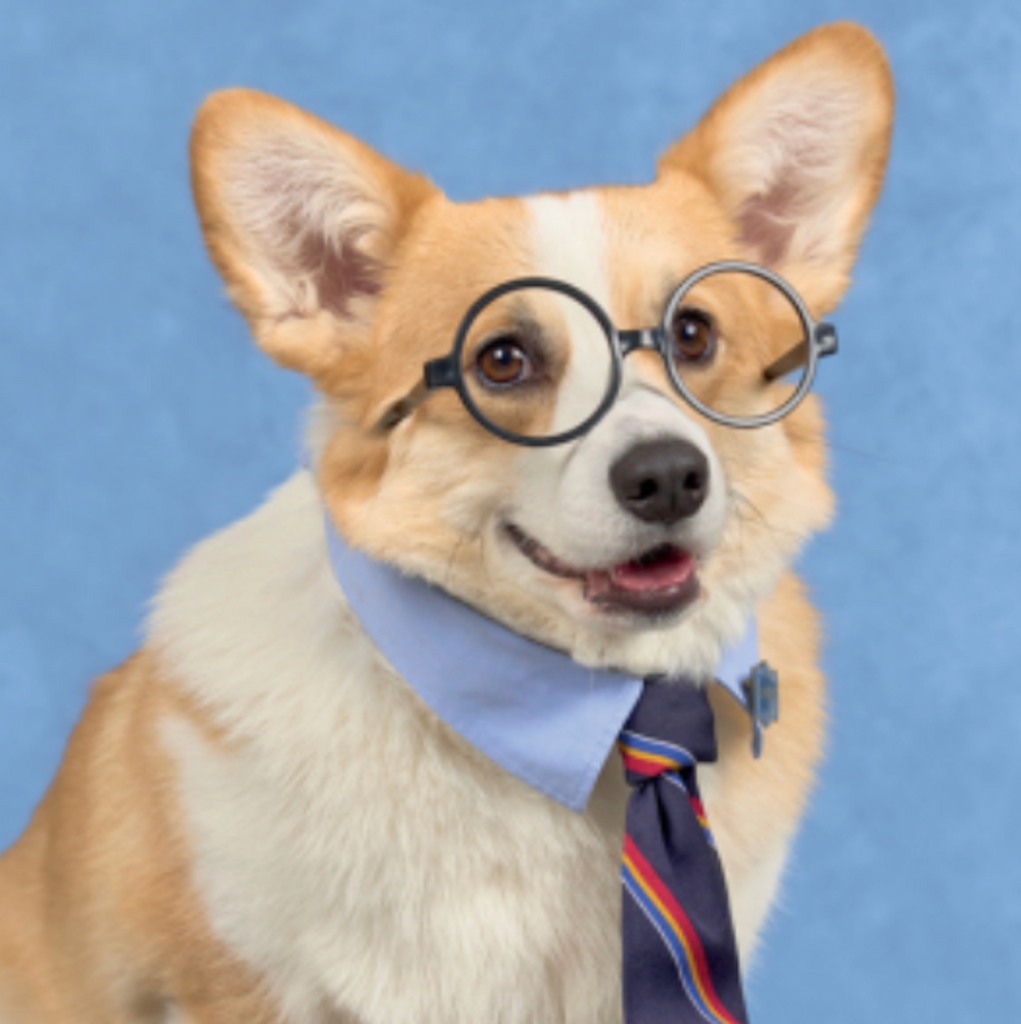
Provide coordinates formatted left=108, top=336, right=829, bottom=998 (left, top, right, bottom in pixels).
left=683, top=470, right=704, bottom=493
left=609, top=439, right=710, bottom=525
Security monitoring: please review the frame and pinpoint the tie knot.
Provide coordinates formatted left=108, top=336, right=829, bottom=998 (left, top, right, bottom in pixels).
left=618, top=676, right=718, bottom=781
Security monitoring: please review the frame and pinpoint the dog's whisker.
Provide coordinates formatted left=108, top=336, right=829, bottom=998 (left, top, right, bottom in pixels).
left=727, top=487, right=802, bottom=544
left=783, top=424, right=901, bottom=465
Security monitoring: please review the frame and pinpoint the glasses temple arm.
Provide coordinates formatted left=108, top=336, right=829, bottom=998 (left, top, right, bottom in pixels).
left=374, top=355, right=460, bottom=432
left=374, top=379, right=432, bottom=432
left=762, top=323, right=838, bottom=382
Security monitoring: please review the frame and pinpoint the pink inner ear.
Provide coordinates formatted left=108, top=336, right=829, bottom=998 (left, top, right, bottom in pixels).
left=731, top=87, right=857, bottom=267
left=232, top=141, right=388, bottom=321
left=294, top=221, right=383, bottom=320
left=737, top=180, right=801, bottom=266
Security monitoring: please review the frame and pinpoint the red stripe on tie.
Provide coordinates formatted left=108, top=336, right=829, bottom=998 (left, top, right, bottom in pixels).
left=623, top=835, right=740, bottom=1024
left=620, top=752, right=672, bottom=778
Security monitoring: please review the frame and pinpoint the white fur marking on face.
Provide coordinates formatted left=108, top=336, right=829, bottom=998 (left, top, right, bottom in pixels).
left=525, top=193, right=614, bottom=438
left=526, top=192, right=610, bottom=305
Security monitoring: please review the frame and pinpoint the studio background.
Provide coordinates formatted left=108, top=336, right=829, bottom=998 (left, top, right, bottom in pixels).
left=1, top=1, right=1018, bottom=1021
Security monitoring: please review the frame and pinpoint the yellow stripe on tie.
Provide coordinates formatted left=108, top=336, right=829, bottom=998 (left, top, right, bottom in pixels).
left=619, top=745, right=680, bottom=769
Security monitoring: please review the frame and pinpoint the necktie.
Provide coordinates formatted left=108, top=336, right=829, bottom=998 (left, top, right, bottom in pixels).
left=619, top=677, right=750, bottom=1024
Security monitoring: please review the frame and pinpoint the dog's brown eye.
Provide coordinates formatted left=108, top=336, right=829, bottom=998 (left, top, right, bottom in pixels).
left=476, top=336, right=533, bottom=388
left=671, top=308, right=717, bottom=364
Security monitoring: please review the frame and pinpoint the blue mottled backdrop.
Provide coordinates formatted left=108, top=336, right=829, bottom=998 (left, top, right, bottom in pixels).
left=1, top=1, right=1019, bottom=1020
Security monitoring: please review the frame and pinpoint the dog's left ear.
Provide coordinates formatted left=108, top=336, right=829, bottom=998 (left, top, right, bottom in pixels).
left=191, top=89, right=437, bottom=378
left=660, top=22, right=893, bottom=311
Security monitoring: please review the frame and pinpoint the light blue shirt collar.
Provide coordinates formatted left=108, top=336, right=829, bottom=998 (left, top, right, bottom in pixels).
left=325, top=518, right=759, bottom=812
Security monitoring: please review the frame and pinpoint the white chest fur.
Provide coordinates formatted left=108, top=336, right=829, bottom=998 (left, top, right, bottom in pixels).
left=150, top=474, right=765, bottom=1024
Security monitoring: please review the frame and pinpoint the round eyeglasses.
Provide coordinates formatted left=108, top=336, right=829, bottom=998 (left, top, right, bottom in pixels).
left=377, top=261, right=838, bottom=446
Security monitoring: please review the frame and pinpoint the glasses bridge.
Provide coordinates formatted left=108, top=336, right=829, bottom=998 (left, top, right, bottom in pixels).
left=617, top=327, right=665, bottom=357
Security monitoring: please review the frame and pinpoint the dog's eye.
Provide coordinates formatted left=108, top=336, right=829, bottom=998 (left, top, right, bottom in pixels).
left=670, top=307, right=717, bottom=364
left=476, top=336, right=533, bottom=388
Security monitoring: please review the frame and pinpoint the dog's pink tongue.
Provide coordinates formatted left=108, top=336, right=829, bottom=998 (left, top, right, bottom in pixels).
left=586, top=550, right=694, bottom=597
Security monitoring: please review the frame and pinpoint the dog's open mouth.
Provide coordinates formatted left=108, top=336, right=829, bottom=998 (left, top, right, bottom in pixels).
left=504, top=523, right=701, bottom=617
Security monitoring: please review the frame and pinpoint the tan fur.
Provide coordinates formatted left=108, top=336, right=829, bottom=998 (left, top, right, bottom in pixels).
left=0, top=655, right=276, bottom=1022
left=0, top=23, right=892, bottom=1022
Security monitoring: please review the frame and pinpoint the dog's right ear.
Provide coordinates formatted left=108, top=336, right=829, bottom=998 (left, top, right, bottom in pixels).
left=658, top=23, right=893, bottom=314
left=191, top=90, right=436, bottom=378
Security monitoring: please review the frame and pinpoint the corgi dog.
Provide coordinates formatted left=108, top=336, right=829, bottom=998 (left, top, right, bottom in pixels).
left=0, top=22, right=892, bottom=1024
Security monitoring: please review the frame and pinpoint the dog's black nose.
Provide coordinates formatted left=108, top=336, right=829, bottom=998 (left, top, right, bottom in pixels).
left=609, top=439, right=710, bottom=525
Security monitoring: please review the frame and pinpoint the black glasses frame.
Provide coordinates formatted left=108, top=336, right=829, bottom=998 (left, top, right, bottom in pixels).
left=377, top=260, right=838, bottom=446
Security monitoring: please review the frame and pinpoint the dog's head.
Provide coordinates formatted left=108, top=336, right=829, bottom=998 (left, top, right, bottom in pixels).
left=190, top=23, right=892, bottom=678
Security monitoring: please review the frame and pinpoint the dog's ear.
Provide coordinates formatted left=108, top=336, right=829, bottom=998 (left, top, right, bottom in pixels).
left=191, top=89, right=436, bottom=377
left=659, top=23, right=893, bottom=311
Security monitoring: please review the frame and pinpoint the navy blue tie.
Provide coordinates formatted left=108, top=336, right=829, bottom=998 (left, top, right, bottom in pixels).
left=618, top=677, right=750, bottom=1024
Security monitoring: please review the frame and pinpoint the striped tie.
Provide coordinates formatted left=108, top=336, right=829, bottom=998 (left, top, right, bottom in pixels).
left=618, top=677, right=750, bottom=1024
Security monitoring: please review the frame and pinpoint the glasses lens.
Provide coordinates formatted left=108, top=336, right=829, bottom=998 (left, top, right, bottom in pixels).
left=665, top=268, right=811, bottom=423
left=459, top=285, right=615, bottom=442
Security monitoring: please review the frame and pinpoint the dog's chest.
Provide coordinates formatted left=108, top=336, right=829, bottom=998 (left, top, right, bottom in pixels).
left=149, top=476, right=742, bottom=1024
left=163, top=697, right=631, bottom=1024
